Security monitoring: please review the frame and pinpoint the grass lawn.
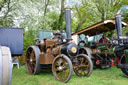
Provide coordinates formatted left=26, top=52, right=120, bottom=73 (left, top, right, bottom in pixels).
left=12, top=65, right=128, bottom=85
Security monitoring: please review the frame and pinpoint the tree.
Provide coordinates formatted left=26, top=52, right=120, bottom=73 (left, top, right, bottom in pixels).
left=11, top=0, right=62, bottom=51
left=73, top=0, right=128, bottom=32
left=51, top=0, right=65, bottom=30
left=0, top=0, right=14, bottom=27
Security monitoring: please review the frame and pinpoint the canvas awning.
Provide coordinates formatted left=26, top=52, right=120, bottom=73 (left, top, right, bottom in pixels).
left=72, top=20, right=128, bottom=36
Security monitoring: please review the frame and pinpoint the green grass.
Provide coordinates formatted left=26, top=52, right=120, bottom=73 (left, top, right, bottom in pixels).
left=12, top=66, right=128, bottom=85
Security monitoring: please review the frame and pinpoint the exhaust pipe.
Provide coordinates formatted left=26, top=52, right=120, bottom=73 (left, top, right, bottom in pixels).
left=115, top=14, right=123, bottom=45
left=65, top=8, right=72, bottom=42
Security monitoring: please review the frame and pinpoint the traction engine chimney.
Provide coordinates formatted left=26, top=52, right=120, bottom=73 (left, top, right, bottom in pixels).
left=65, top=0, right=72, bottom=42
left=65, top=8, right=72, bottom=42
left=115, top=14, right=123, bottom=45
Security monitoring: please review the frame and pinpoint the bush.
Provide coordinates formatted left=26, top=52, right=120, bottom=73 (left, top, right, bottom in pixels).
left=23, top=28, right=37, bottom=52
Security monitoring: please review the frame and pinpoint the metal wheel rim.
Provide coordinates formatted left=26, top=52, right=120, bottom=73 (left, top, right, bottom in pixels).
left=73, top=55, right=91, bottom=77
left=121, top=67, right=128, bottom=77
left=120, top=55, right=128, bottom=77
left=25, top=46, right=40, bottom=74
left=52, top=54, right=73, bottom=82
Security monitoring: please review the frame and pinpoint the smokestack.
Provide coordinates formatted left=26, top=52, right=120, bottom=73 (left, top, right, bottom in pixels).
left=65, top=8, right=72, bottom=42
left=115, top=14, right=123, bottom=45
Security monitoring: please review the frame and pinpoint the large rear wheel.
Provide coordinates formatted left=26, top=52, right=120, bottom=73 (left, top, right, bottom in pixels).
left=52, top=54, right=73, bottom=83
left=73, top=54, right=93, bottom=77
left=25, top=46, right=40, bottom=75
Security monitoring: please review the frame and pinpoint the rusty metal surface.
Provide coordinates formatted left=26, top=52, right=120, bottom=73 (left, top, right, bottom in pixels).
left=72, top=20, right=128, bottom=36
left=52, top=47, right=60, bottom=56
left=46, top=39, right=58, bottom=48
left=52, top=54, right=73, bottom=82
left=52, top=45, right=62, bottom=56
left=40, top=54, right=54, bottom=64
left=40, top=40, right=45, bottom=52
left=73, top=54, right=93, bottom=77
left=25, top=46, right=40, bottom=74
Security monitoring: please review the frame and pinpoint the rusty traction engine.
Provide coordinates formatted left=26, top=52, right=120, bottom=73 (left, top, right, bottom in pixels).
left=25, top=8, right=93, bottom=82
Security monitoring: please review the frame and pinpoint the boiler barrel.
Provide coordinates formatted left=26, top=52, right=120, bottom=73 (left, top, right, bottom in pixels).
left=0, top=46, right=12, bottom=85
left=61, top=43, right=78, bottom=57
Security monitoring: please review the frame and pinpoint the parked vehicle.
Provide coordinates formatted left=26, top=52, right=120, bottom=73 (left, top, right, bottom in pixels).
left=25, top=8, right=93, bottom=83
left=73, top=14, right=128, bottom=77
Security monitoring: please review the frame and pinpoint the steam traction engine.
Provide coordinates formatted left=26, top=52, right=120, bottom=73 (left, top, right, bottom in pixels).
left=113, top=14, right=128, bottom=77
left=25, top=8, right=93, bottom=82
left=74, top=14, right=128, bottom=77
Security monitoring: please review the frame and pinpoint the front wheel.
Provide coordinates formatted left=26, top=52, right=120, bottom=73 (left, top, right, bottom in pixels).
left=120, top=55, right=128, bottom=77
left=52, top=54, right=73, bottom=83
left=73, top=54, right=93, bottom=77
left=121, top=68, right=128, bottom=77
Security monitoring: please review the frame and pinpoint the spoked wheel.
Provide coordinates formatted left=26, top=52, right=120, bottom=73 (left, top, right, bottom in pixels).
left=25, top=46, right=40, bottom=75
left=73, top=54, right=93, bottom=77
left=52, top=54, right=73, bottom=83
left=121, top=68, right=128, bottom=77
left=120, top=55, right=128, bottom=77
